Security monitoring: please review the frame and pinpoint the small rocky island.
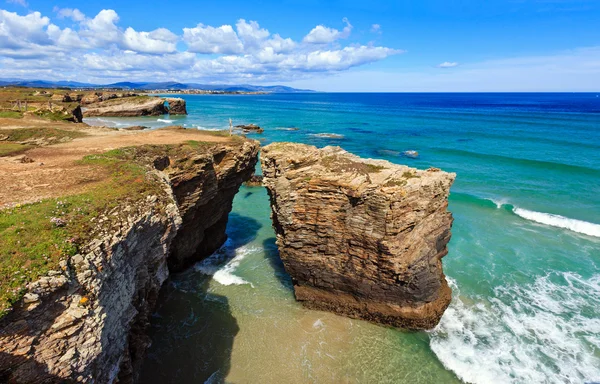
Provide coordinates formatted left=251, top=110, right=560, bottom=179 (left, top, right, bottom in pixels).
left=261, top=143, right=455, bottom=329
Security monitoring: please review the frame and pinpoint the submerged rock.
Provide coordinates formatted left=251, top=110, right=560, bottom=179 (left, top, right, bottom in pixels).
left=235, top=124, right=264, bottom=134
left=261, top=143, right=455, bottom=329
left=244, top=174, right=264, bottom=187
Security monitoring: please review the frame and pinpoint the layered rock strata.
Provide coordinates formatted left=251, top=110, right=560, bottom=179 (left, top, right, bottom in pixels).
left=261, top=143, right=455, bottom=330
left=166, top=98, right=187, bottom=115
left=83, top=97, right=168, bottom=117
left=0, top=140, right=259, bottom=383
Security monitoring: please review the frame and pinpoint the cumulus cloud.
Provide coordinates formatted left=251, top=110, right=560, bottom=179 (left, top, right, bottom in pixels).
left=183, top=24, right=243, bottom=54
left=303, top=18, right=353, bottom=44
left=0, top=7, right=401, bottom=83
left=437, top=61, right=459, bottom=68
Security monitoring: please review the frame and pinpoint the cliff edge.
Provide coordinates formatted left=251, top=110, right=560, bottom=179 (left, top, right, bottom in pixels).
left=261, top=143, right=455, bottom=330
left=0, top=127, right=258, bottom=383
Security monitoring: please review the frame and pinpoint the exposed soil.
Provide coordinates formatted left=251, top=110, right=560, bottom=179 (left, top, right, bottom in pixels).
left=0, top=117, right=234, bottom=208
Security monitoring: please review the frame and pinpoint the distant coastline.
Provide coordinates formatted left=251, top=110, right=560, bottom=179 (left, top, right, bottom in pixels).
left=0, top=79, right=315, bottom=94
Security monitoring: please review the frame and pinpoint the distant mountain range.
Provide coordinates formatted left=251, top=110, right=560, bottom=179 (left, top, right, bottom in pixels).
left=0, top=79, right=314, bottom=93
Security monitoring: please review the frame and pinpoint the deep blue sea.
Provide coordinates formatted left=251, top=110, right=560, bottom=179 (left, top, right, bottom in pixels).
left=87, top=93, right=600, bottom=383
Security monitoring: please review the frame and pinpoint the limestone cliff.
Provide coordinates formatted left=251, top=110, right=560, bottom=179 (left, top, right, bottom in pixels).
left=0, top=140, right=259, bottom=383
left=83, top=96, right=188, bottom=118
left=83, top=97, right=168, bottom=117
left=261, top=143, right=455, bottom=330
left=166, top=98, right=187, bottom=115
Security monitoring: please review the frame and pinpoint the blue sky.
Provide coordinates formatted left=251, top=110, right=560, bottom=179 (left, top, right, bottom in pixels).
left=1, top=0, right=599, bottom=91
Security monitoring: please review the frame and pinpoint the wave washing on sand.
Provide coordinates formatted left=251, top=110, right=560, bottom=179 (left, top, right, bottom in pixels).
left=194, top=240, right=258, bottom=286
left=83, top=117, right=129, bottom=128
left=430, top=275, right=600, bottom=384
left=309, top=133, right=345, bottom=139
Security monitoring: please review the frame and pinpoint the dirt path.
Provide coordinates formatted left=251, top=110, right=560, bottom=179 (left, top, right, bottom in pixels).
left=0, top=121, right=234, bottom=207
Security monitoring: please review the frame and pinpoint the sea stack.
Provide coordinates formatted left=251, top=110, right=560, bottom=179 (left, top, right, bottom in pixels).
left=261, top=143, right=455, bottom=329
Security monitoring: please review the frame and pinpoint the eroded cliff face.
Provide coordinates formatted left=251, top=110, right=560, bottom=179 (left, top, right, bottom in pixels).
left=0, top=140, right=259, bottom=383
left=261, top=143, right=455, bottom=330
left=83, top=96, right=188, bottom=118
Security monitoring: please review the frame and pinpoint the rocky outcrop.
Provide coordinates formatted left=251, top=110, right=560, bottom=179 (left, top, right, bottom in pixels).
left=71, top=105, right=83, bottom=123
left=0, top=140, right=259, bottom=383
left=83, top=97, right=168, bottom=117
left=235, top=124, right=264, bottom=134
left=261, top=143, right=455, bottom=330
left=166, top=98, right=187, bottom=115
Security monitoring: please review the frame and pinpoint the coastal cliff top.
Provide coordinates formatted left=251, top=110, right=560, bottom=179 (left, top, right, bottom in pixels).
left=262, top=143, right=456, bottom=193
left=0, top=123, right=249, bottom=208
left=0, top=119, right=258, bottom=317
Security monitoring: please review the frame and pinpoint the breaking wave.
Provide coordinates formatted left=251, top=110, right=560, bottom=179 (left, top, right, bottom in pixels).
left=309, top=133, right=345, bottom=139
left=194, top=240, right=259, bottom=286
left=451, top=192, right=600, bottom=237
left=430, top=275, right=600, bottom=384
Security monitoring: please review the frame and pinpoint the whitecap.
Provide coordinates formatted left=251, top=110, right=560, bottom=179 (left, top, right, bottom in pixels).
left=194, top=241, right=259, bottom=286
left=309, top=133, right=345, bottom=139
left=157, top=118, right=174, bottom=124
left=430, top=275, right=600, bottom=384
left=512, top=207, right=600, bottom=238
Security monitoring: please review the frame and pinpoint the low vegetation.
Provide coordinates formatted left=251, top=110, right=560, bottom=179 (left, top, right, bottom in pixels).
left=321, top=155, right=385, bottom=174
left=0, top=143, right=33, bottom=157
left=0, top=111, right=23, bottom=119
left=0, top=127, right=87, bottom=145
left=0, top=141, right=226, bottom=318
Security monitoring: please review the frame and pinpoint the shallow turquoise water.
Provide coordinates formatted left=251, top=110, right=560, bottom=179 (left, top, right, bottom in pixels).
left=115, top=93, right=600, bottom=383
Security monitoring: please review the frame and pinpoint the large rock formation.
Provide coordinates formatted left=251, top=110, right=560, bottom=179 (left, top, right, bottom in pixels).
left=0, top=140, right=259, bottom=383
left=83, top=97, right=168, bottom=117
left=261, top=143, right=455, bottom=330
left=166, top=98, right=187, bottom=115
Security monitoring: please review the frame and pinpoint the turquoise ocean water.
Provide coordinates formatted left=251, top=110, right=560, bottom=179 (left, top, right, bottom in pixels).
left=87, top=93, right=600, bottom=383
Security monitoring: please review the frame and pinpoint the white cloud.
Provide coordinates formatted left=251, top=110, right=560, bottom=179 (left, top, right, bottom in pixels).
left=6, top=0, right=27, bottom=7
left=55, top=7, right=85, bottom=22
left=371, top=24, right=381, bottom=33
left=0, top=8, right=400, bottom=84
left=0, top=10, right=51, bottom=47
left=122, top=27, right=177, bottom=54
left=236, top=19, right=269, bottom=50
left=303, top=18, right=353, bottom=44
left=437, top=61, right=459, bottom=68
left=183, top=24, right=243, bottom=54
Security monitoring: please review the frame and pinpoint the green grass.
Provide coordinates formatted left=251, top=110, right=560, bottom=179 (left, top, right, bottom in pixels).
left=0, top=127, right=87, bottom=145
left=34, top=110, right=73, bottom=122
left=0, top=143, right=33, bottom=157
left=0, top=146, right=169, bottom=318
left=0, top=111, right=23, bottom=119
left=402, top=171, right=420, bottom=179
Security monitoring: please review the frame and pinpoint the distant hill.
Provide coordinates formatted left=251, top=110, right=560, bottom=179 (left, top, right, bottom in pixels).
left=0, top=79, right=315, bottom=93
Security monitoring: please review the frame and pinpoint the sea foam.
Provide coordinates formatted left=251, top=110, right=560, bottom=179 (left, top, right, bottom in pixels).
left=454, top=193, right=600, bottom=238
left=194, top=240, right=259, bottom=286
left=157, top=118, right=174, bottom=123
left=309, top=133, right=345, bottom=139
left=430, top=275, right=600, bottom=384
left=512, top=208, right=600, bottom=238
